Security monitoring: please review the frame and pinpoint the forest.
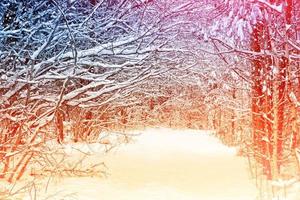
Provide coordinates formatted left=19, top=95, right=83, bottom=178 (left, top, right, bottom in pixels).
left=0, top=0, right=300, bottom=199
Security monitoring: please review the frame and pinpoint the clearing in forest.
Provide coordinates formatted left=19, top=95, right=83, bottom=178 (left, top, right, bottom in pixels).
left=24, top=128, right=257, bottom=200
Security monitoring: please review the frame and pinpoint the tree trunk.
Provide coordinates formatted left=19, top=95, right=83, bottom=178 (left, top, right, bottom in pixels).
left=250, top=21, right=273, bottom=179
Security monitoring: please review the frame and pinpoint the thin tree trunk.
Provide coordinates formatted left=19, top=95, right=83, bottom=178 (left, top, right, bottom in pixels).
left=231, top=87, right=236, bottom=137
left=251, top=22, right=265, bottom=161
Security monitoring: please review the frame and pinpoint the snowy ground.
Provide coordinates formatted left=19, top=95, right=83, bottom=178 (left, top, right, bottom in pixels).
left=19, top=128, right=262, bottom=200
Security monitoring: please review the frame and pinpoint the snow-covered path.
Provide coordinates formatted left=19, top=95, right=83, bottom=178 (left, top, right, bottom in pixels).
left=35, top=128, right=258, bottom=200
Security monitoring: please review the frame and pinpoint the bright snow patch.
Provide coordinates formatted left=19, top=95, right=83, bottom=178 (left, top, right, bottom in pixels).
left=23, top=128, right=257, bottom=200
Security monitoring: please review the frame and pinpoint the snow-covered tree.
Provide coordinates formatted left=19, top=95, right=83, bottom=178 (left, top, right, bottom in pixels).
left=0, top=0, right=215, bottom=182
left=201, top=0, right=300, bottom=180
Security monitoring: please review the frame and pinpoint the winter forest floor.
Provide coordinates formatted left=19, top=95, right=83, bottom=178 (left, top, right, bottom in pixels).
left=12, top=128, right=261, bottom=200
